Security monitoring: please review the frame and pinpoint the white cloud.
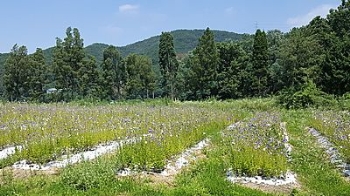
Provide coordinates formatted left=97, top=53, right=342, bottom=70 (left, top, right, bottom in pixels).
left=119, top=4, right=139, bottom=13
left=287, top=4, right=336, bottom=28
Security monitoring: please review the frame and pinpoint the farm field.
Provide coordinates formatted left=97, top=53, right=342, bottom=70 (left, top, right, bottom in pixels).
left=0, top=99, right=350, bottom=195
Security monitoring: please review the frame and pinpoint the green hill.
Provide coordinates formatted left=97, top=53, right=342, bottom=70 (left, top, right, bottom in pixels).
left=0, top=29, right=246, bottom=92
left=1, top=29, right=246, bottom=65
left=79, top=29, right=246, bottom=65
left=117, top=29, right=246, bottom=63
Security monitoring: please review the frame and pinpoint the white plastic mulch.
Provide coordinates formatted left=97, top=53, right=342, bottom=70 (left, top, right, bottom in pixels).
left=0, top=146, right=23, bottom=160
left=117, top=138, right=210, bottom=177
left=11, top=134, right=150, bottom=171
left=161, top=139, right=210, bottom=176
left=227, top=171, right=297, bottom=186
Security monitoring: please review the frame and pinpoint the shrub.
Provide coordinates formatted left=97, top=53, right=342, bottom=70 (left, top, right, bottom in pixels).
left=60, top=160, right=115, bottom=191
left=279, top=81, right=336, bottom=109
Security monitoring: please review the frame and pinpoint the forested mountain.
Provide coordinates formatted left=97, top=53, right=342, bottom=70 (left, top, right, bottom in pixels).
left=53, top=29, right=245, bottom=64
left=0, top=29, right=243, bottom=66
left=117, top=29, right=246, bottom=63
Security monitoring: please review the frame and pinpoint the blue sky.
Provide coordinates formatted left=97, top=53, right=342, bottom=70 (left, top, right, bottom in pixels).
left=0, top=0, right=340, bottom=53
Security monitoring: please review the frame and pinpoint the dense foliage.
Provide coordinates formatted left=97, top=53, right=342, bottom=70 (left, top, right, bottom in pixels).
left=159, top=32, right=179, bottom=99
left=1, top=1, right=350, bottom=107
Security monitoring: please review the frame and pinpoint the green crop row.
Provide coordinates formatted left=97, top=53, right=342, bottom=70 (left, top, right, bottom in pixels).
left=221, top=112, right=288, bottom=177
left=310, top=110, right=350, bottom=162
left=114, top=121, right=227, bottom=172
left=0, top=102, right=235, bottom=167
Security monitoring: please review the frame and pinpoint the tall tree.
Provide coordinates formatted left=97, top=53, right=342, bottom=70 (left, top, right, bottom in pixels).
left=78, top=55, right=100, bottom=99
left=216, top=42, right=246, bottom=99
left=173, top=57, right=190, bottom=100
left=101, top=45, right=125, bottom=100
left=158, top=32, right=179, bottom=100
left=251, top=29, right=269, bottom=96
left=189, top=27, right=219, bottom=99
left=279, top=28, right=320, bottom=91
left=4, top=45, right=29, bottom=101
left=266, top=30, right=285, bottom=94
left=53, top=27, right=85, bottom=100
left=236, top=36, right=255, bottom=97
left=53, top=38, right=68, bottom=92
left=27, top=48, right=47, bottom=101
left=125, top=54, right=156, bottom=99
left=304, top=17, right=331, bottom=93
left=323, top=1, right=350, bottom=95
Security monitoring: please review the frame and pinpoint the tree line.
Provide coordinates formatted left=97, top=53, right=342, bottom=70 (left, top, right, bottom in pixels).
left=3, top=27, right=156, bottom=102
left=2, top=0, right=350, bottom=106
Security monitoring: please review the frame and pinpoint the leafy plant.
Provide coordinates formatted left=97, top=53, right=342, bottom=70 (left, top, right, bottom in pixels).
left=60, top=160, right=115, bottom=191
left=279, top=81, right=336, bottom=109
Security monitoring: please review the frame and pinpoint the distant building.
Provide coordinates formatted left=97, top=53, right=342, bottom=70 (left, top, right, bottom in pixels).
left=46, top=88, right=57, bottom=94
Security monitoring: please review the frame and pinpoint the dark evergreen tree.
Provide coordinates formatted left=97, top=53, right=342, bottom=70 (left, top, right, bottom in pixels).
left=175, top=56, right=192, bottom=100
left=125, top=54, right=156, bottom=99
left=323, top=1, right=350, bottom=95
left=53, top=27, right=85, bottom=100
left=304, top=17, right=331, bottom=93
left=78, top=55, right=100, bottom=99
left=158, top=32, right=179, bottom=100
left=216, top=42, right=246, bottom=99
left=251, top=29, right=269, bottom=96
left=52, top=38, right=69, bottom=93
left=279, top=28, right=320, bottom=91
left=4, top=45, right=29, bottom=101
left=189, top=27, right=219, bottom=99
left=101, top=45, right=125, bottom=100
left=266, top=30, right=285, bottom=94
left=27, top=48, right=47, bottom=101
left=236, top=36, right=255, bottom=97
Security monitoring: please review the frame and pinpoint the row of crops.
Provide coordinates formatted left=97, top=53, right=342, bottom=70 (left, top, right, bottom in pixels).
left=222, top=112, right=289, bottom=178
left=0, top=102, right=234, bottom=170
left=1, top=101, right=349, bottom=195
left=0, top=102, right=295, bottom=181
left=310, top=110, right=350, bottom=163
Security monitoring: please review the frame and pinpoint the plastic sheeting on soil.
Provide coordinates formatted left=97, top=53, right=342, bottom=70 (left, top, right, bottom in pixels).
left=0, top=146, right=22, bottom=160
left=12, top=134, right=150, bottom=171
left=227, top=170, right=297, bottom=186
left=309, top=127, right=350, bottom=178
left=117, top=139, right=210, bottom=177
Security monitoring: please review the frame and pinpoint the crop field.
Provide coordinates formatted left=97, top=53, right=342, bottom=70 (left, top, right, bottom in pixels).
left=1, top=99, right=350, bottom=195
left=310, top=110, right=350, bottom=162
